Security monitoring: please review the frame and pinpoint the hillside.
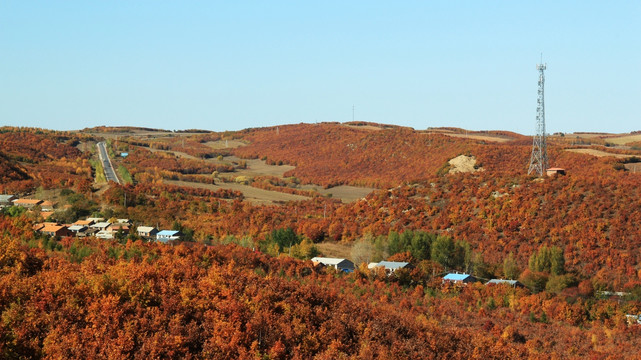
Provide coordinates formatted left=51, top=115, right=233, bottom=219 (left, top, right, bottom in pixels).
left=2, top=124, right=641, bottom=358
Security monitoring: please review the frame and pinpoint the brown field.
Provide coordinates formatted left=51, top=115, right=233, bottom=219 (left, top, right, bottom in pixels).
left=164, top=179, right=310, bottom=205
left=571, top=133, right=610, bottom=139
left=624, top=163, right=641, bottom=173
left=315, top=242, right=353, bottom=259
left=143, top=146, right=199, bottom=160
left=565, top=148, right=637, bottom=158
left=300, top=185, right=375, bottom=203
left=224, top=156, right=296, bottom=178
left=602, top=134, right=641, bottom=145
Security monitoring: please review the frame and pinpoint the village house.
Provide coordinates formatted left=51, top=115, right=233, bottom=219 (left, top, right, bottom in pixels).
left=40, top=200, right=55, bottom=211
left=96, top=230, right=114, bottom=240
left=311, top=257, right=355, bottom=273
left=73, top=219, right=96, bottom=227
left=39, top=224, right=72, bottom=238
left=12, top=198, right=43, bottom=209
left=137, top=226, right=159, bottom=238
left=375, top=261, right=413, bottom=273
left=90, top=222, right=111, bottom=231
left=68, top=225, right=89, bottom=237
left=442, top=273, right=477, bottom=285
left=485, top=279, right=525, bottom=288
left=107, top=223, right=130, bottom=235
left=156, top=230, right=182, bottom=243
left=0, top=194, right=17, bottom=207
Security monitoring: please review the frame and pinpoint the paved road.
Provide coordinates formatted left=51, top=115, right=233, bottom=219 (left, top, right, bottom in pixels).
left=97, top=142, right=121, bottom=184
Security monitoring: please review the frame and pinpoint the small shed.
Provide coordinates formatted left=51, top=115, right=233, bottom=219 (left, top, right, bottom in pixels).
left=311, top=257, right=355, bottom=273
left=442, top=273, right=477, bottom=284
left=546, top=167, right=566, bottom=176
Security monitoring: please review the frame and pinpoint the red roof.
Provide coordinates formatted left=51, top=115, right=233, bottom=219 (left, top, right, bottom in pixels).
left=13, top=199, right=43, bottom=205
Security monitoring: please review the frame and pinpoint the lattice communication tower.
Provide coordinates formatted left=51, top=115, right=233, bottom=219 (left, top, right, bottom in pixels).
left=528, top=60, right=548, bottom=176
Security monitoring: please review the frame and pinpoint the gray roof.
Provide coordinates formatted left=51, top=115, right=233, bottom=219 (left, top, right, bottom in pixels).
left=0, top=195, right=16, bottom=201
left=68, top=225, right=87, bottom=232
left=311, top=257, right=355, bottom=269
left=376, top=261, right=411, bottom=270
left=91, top=222, right=111, bottom=229
left=486, top=279, right=521, bottom=286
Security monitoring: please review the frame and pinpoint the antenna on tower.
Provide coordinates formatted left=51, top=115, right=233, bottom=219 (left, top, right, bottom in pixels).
left=528, top=56, right=549, bottom=176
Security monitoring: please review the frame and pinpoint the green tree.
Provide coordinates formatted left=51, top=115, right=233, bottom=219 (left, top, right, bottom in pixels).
left=528, top=245, right=565, bottom=275
left=431, top=236, right=470, bottom=270
left=503, top=252, right=520, bottom=279
left=268, top=228, right=300, bottom=252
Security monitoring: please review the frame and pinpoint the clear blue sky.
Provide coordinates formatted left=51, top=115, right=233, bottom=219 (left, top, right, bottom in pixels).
left=1, top=1, right=639, bottom=134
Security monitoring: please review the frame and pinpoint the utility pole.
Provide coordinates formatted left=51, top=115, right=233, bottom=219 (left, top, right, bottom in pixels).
left=528, top=56, right=549, bottom=176
left=352, top=105, right=355, bottom=122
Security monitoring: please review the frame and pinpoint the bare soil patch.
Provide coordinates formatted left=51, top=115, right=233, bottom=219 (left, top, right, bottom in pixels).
left=448, top=155, right=481, bottom=174
left=164, top=179, right=309, bottom=205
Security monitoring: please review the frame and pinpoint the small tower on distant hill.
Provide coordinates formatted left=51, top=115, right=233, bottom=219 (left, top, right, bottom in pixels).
left=528, top=58, right=548, bottom=176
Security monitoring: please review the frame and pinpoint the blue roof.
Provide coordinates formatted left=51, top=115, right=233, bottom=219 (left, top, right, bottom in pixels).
left=157, top=230, right=180, bottom=236
left=443, top=273, right=473, bottom=281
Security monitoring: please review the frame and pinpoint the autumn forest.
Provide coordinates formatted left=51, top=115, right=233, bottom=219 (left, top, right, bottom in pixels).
left=1, top=123, right=641, bottom=359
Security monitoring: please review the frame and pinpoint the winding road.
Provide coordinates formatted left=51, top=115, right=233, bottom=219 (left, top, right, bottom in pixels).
left=97, top=142, right=121, bottom=184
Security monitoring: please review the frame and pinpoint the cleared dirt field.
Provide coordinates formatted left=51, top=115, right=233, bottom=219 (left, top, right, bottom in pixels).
left=316, top=242, right=353, bottom=259
left=226, top=156, right=296, bottom=178
left=566, top=148, right=637, bottom=159
left=164, top=179, right=310, bottom=205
